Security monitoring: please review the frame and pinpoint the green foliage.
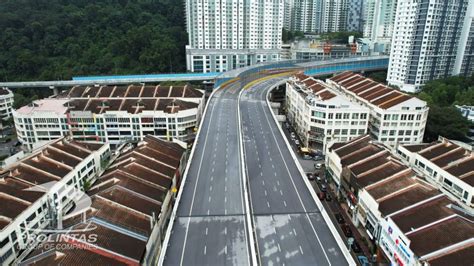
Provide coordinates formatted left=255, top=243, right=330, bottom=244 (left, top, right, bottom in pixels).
left=320, top=31, right=362, bottom=43
left=3, top=117, right=14, bottom=127
left=424, top=106, right=471, bottom=142
left=418, top=74, right=474, bottom=142
left=83, top=180, right=92, bottom=191
left=0, top=0, right=187, bottom=82
left=13, top=88, right=50, bottom=109
left=282, top=28, right=305, bottom=43
left=367, top=71, right=387, bottom=83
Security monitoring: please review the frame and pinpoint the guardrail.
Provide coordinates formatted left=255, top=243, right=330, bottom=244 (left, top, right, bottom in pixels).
left=0, top=56, right=388, bottom=89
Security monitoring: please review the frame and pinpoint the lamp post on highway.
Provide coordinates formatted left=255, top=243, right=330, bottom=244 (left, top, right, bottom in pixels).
left=347, top=237, right=354, bottom=251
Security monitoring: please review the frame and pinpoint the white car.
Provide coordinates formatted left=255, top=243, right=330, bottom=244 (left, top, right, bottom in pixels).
left=290, top=132, right=296, bottom=138
left=295, top=140, right=300, bottom=145
left=315, top=163, right=322, bottom=169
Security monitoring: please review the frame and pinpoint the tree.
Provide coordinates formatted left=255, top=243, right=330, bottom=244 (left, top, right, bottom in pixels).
left=0, top=0, right=188, bottom=82
left=320, top=31, right=362, bottom=43
left=367, top=71, right=387, bottom=83
left=424, top=106, right=471, bottom=142
left=417, top=74, right=474, bottom=142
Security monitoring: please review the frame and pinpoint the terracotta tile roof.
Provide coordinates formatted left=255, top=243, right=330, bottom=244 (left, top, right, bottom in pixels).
left=330, top=72, right=417, bottom=109
left=63, top=85, right=202, bottom=100
left=318, top=90, right=337, bottom=100
left=426, top=244, right=474, bottom=266
left=390, top=196, right=454, bottom=233
left=407, top=216, right=474, bottom=257
left=402, top=144, right=431, bottom=153
left=406, top=140, right=474, bottom=185
left=25, top=247, right=130, bottom=266
left=366, top=172, right=416, bottom=201
left=333, top=135, right=372, bottom=158
left=352, top=81, right=378, bottom=94
left=330, top=71, right=356, bottom=83
left=377, top=181, right=439, bottom=216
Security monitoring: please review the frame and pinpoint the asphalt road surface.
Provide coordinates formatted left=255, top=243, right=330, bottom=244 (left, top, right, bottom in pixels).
left=163, top=75, right=350, bottom=265
left=163, top=82, right=251, bottom=265
left=240, top=78, right=349, bottom=266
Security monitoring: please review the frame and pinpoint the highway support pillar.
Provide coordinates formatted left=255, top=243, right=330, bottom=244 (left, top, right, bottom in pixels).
left=49, top=86, right=59, bottom=96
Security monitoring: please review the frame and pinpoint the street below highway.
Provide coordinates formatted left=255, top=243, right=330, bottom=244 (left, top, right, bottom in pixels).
left=240, top=78, right=349, bottom=265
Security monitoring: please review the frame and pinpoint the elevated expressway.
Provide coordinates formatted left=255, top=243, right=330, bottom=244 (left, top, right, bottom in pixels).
left=160, top=57, right=388, bottom=265
left=0, top=56, right=387, bottom=89
left=241, top=78, right=349, bottom=265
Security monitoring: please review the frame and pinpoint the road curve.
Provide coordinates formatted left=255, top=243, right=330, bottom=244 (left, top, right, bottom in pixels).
left=161, top=74, right=353, bottom=265
left=162, top=82, right=252, bottom=265
left=240, top=77, right=350, bottom=265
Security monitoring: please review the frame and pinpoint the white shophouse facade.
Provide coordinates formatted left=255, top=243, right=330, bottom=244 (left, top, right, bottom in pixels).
left=327, top=72, right=428, bottom=145
left=14, top=85, right=205, bottom=150
left=286, top=73, right=369, bottom=151
left=397, top=138, right=474, bottom=210
left=0, top=138, right=110, bottom=265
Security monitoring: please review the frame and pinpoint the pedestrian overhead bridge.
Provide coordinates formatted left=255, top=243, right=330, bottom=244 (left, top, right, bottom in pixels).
left=0, top=56, right=388, bottom=89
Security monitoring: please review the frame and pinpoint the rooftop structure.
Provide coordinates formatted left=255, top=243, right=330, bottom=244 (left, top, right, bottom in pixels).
left=280, top=39, right=369, bottom=61
left=0, top=137, right=110, bottom=265
left=327, top=71, right=429, bottom=145
left=286, top=72, right=370, bottom=151
left=21, top=136, right=187, bottom=265
left=380, top=195, right=474, bottom=265
left=326, top=135, right=474, bottom=266
left=14, top=84, right=205, bottom=150
left=398, top=137, right=474, bottom=210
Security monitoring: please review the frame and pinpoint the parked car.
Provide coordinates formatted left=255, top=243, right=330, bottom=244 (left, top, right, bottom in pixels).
left=290, top=132, right=296, bottom=138
left=316, top=175, right=322, bottom=183
left=306, top=173, right=314, bottom=181
left=318, top=192, right=325, bottom=200
left=295, top=140, right=300, bottom=145
left=325, top=193, right=332, bottom=201
left=341, top=224, right=353, bottom=237
left=312, top=155, right=323, bottom=161
left=303, top=154, right=313, bottom=160
left=351, top=240, right=362, bottom=253
left=315, top=163, right=322, bottom=169
left=320, top=184, right=327, bottom=192
left=357, top=256, right=369, bottom=266
left=285, top=122, right=290, bottom=129
left=335, top=213, right=345, bottom=224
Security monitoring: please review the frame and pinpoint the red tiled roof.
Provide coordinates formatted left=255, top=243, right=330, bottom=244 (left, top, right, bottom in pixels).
left=330, top=72, right=415, bottom=109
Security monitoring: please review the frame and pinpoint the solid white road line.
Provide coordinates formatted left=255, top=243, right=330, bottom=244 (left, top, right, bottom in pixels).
left=238, top=87, right=257, bottom=266
left=179, top=97, right=218, bottom=266
left=260, top=87, right=332, bottom=265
